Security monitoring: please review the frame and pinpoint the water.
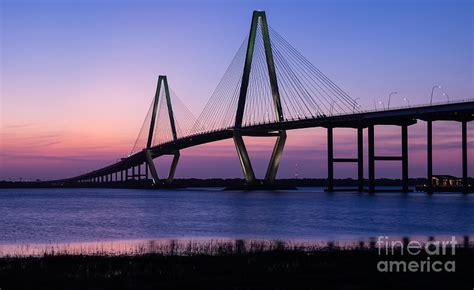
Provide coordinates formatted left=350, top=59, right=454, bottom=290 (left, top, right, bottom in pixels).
left=1, top=187, right=473, bottom=245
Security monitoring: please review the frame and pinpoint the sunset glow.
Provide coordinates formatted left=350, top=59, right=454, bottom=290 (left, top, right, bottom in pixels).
left=1, top=0, right=472, bottom=181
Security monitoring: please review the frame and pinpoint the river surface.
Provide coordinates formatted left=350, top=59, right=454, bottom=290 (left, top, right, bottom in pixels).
left=1, top=187, right=473, bottom=246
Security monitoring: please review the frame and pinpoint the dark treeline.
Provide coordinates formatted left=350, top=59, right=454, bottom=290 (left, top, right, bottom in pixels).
left=3, top=177, right=469, bottom=189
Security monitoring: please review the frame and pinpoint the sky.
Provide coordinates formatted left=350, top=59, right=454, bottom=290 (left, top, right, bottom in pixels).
left=1, top=0, right=473, bottom=181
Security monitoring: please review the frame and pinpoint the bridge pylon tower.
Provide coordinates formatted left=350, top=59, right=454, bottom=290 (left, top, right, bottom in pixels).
left=145, top=75, right=180, bottom=184
left=234, top=10, right=287, bottom=184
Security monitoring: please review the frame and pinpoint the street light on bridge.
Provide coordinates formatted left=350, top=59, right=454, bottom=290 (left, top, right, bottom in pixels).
left=378, top=101, right=386, bottom=110
left=388, top=92, right=397, bottom=109
left=403, top=97, right=410, bottom=107
left=330, top=100, right=337, bottom=116
left=443, top=92, right=450, bottom=103
left=353, top=98, right=360, bottom=113
left=430, top=84, right=441, bottom=105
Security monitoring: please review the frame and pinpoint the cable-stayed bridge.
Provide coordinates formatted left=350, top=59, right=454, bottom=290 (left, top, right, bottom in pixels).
left=59, top=11, right=474, bottom=193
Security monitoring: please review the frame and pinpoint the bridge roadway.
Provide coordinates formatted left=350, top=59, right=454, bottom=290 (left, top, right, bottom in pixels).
left=63, top=99, right=473, bottom=185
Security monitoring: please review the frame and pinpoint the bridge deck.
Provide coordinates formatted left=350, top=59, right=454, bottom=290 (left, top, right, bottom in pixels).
left=61, top=100, right=474, bottom=182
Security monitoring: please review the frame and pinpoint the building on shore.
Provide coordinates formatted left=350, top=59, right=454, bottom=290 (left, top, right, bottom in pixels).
left=431, top=175, right=463, bottom=188
left=416, top=175, right=468, bottom=192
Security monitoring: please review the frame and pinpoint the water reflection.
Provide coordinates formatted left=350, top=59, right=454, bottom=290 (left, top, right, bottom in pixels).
left=1, top=188, right=473, bottom=245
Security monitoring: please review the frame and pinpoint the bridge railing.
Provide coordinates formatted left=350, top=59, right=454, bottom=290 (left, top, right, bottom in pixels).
left=326, top=98, right=473, bottom=117
left=153, top=98, right=474, bottom=146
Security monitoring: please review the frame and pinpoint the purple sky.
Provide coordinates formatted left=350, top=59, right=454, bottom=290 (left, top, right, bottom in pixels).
left=1, top=0, right=473, bottom=180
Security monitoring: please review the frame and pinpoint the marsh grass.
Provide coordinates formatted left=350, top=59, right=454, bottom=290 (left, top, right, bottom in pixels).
left=1, top=238, right=473, bottom=290
left=1, top=236, right=472, bottom=258
left=1, top=239, right=354, bottom=258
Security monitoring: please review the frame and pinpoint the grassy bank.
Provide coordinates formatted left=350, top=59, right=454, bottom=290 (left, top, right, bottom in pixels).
left=1, top=241, right=473, bottom=290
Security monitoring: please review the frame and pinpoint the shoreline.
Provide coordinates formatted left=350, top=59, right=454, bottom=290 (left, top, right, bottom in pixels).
left=4, top=177, right=472, bottom=188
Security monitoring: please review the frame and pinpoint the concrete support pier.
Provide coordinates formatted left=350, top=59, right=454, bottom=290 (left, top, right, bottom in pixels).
left=402, top=125, right=409, bottom=192
left=327, top=127, right=334, bottom=192
left=357, top=127, right=364, bottom=192
left=368, top=125, right=375, bottom=193
left=326, top=127, right=364, bottom=192
left=462, top=120, right=468, bottom=193
left=427, top=121, right=433, bottom=193
left=367, top=124, right=409, bottom=193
